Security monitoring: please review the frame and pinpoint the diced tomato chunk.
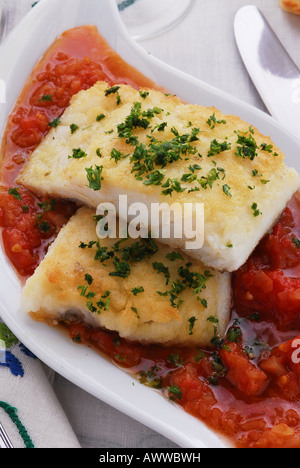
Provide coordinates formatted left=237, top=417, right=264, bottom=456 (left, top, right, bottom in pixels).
left=69, top=323, right=141, bottom=368
left=220, top=343, right=268, bottom=396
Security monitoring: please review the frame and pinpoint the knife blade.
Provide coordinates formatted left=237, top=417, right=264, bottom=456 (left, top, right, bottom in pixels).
left=234, top=5, right=300, bottom=138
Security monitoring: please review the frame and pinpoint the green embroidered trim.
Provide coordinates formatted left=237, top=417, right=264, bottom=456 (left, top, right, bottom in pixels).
left=0, top=323, right=19, bottom=348
left=0, top=401, right=34, bottom=448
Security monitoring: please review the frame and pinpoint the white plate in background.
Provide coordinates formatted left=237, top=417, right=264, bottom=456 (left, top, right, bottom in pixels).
left=0, top=0, right=300, bottom=449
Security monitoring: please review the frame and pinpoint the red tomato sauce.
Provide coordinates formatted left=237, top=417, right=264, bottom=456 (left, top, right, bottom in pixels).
left=2, top=25, right=300, bottom=449
left=0, top=26, right=162, bottom=278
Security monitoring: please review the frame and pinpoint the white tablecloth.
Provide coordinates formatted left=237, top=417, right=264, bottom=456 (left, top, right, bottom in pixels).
left=1, top=0, right=300, bottom=449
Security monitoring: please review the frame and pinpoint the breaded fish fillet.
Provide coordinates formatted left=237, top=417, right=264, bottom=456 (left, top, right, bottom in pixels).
left=21, top=207, right=231, bottom=346
left=18, top=82, right=300, bottom=271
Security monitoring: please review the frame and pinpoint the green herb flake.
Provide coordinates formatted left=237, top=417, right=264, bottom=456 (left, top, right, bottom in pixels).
left=70, top=123, right=79, bottom=134
left=68, top=148, right=87, bottom=159
left=188, top=316, right=197, bottom=335
left=131, top=307, right=140, bottom=319
left=292, top=237, right=300, bottom=248
left=48, top=118, right=61, bottom=128
left=110, top=148, right=129, bottom=164
left=165, top=252, right=184, bottom=262
left=251, top=202, right=262, bottom=217
left=131, top=286, right=145, bottom=296
left=85, top=165, right=104, bottom=191
left=222, top=184, right=232, bottom=198
left=206, top=113, right=226, bottom=129
left=96, top=113, right=105, bottom=122
left=36, top=220, right=51, bottom=233
left=85, top=274, right=93, bottom=285
left=8, top=188, right=21, bottom=200
left=235, top=131, right=258, bottom=161
left=167, top=353, right=184, bottom=367
left=260, top=143, right=273, bottom=153
left=207, top=139, right=231, bottom=157
left=139, top=90, right=149, bottom=99
left=40, top=94, right=52, bottom=102
left=166, top=385, right=182, bottom=400
left=105, top=85, right=120, bottom=96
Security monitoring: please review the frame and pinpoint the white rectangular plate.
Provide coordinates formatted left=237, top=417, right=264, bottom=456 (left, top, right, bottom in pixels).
left=0, top=0, right=300, bottom=449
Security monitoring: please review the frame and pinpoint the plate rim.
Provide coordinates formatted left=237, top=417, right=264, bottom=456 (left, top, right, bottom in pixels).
left=0, top=0, right=299, bottom=449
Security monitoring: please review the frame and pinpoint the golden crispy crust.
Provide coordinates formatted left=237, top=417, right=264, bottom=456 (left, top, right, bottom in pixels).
left=22, top=207, right=231, bottom=346
left=280, top=0, right=300, bottom=14
left=18, top=81, right=300, bottom=271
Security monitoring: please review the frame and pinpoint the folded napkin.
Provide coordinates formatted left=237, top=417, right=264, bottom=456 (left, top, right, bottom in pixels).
left=0, top=320, right=81, bottom=448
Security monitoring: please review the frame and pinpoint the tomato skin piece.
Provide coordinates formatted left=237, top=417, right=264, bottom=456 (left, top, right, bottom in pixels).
left=220, top=343, right=269, bottom=396
left=260, top=335, right=300, bottom=401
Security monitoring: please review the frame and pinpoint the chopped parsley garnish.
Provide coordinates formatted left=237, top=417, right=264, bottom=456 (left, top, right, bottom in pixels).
left=70, top=123, right=79, bottom=134
left=167, top=353, right=184, bottom=367
left=207, top=139, right=231, bottom=157
left=85, top=273, right=93, bottom=285
left=222, top=184, right=232, bottom=198
left=36, top=220, right=51, bottom=234
left=206, top=113, right=226, bottom=129
left=165, top=252, right=184, bottom=262
left=161, top=178, right=186, bottom=196
left=194, top=350, right=206, bottom=362
left=36, top=199, right=57, bottom=221
left=153, top=262, right=170, bottom=284
left=198, top=168, right=219, bottom=189
left=143, top=170, right=165, bottom=186
left=109, top=257, right=131, bottom=278
left=235, top=131, right=258, bottom=160
left=260, top=143, right=273, bottom=153
left=151, top=122, right=168, bottom=133
left=131, top=286, right=145, bottom=296
left=8, top=187, right=21, bottom=200
left=139, top=367, right=162, bottom=389
left=260, top=179, right=270, bottom=185
left=209, top=352, right=227, bottom=385
left=40, top=94, right=52, bottom=102
left=131, top=307, right=140, bottom=319
left=166, top=385, right=182, bottom=400
left=68, top=148, right=87, bottom=159
left=110, top=148, right=129, bottom=164
left=207, top=316, right=219, bottom=324
left=104, top=85, right=121, bottom=105
left=96, top=113, right=105, bottom=122
left=78, top=275, right=111, bottom=314
left=188, top=316, right=197, bottom=335
left=96, top=291, right=111, bottom=312
left=139, top=90, right=149, bottom=99
left=292, top=237, right=300, bottom=248
left=227, top=324, right=242, bottom=343
left=117, top=102, right=163, bottom=144
left=85, top=165, right=104, bottom=191
left=251, top=202, right=262, bottom=217
left=252, top=169, right=262, bottom=177
left=105, top=85, right=120, bottom=96
left=48, top=118, right=61, bottom=128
